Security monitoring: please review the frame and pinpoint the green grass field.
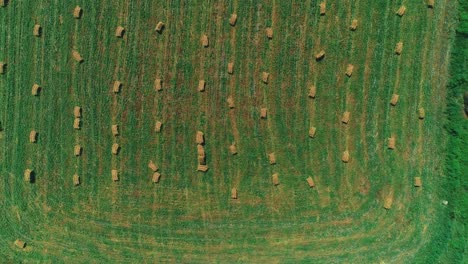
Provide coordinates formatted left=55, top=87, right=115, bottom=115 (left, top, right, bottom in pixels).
left=0, top=0, right=461, bottom=262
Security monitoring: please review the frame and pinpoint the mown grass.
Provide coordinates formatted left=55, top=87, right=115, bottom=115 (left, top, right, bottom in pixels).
left=0, top=0, right=460, bottom=262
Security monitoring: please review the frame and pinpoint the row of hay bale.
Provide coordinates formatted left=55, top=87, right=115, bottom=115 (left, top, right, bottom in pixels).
left=196, top=131, right=208, bottom=172
left=73, top=106, right=82, bottom=186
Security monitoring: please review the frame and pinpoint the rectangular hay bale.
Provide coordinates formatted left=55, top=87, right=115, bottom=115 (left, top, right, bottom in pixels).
left=342, top=111, right=350, bottom=124
left=345, top=64, right=354, bottom=77
left=309, top=127, right=317, bottom=138
left=196, top=131, right=204, bottom=144
left=111, top=170, right=119, bottom=181
left=350, top=19, right=358, bottom=31
left=73, top=118, right=81, bottom=130
left=198, top=80, right=206, bottom=92
left=73, top=6, right=82, bottom=19
left=414, top=177, right=422, bottom=187
left=272, top=173, right=279, bottom=186
left=154, top=121, right=162, bottom=132
left=29, top=130, right=37, bottom=143
left=229, top=14, right=237, bottom=26
left=390, top=94, right=399, bottom=106
left=231, top=188, right=238, bottom=199
left=148, top=160, right=158, bottom=172
left=73, top=174, right=80, bottom=186
left=74, top=145, right=82, bottom=156
left=115, top=26, right=125, bottom=37
left=152, top=172, right=161, bottom=183
left=306, top=177, right=315, bottom=188
left=201, top=34, right=209, bottom=47
left=396, top=6, right=406, bottom=17
left=154, top=78, right=162, bottom=91
left=266, top=27, right=273, bottom=39
left=309, top=85, right=317, bottom=98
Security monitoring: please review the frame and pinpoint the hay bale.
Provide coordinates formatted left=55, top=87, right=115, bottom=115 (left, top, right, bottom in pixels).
left=32, top=84, right=41, bottom=96
left=396, top=6, right=406, bottom=17
left=73, top=174, right=80, bottom=186
left=260, top=108, right=268, bottom=119
left=427, top=0, right=434, bottom=8
left=309, top=126, right=317, bottom=138
left=197, top=144, right=205, bottom=156
left=154, top=121, right=162, bottom=132
left=395, top=42, right=403, bottom=55
left=388, top=136, right=396, bottom=150
left=198, top=154, right=206, bottom=165
left=231, top=188, right=238, bottom=199
left=196, top=131, right=204, bottom=144
left=227, top=96, right=235, bottom=109
left=306, top=177, right=315, bottom=188
left=342, top=111, right=350, bottom=124
left=229, top=13, right=238, bottom=26
left=73, top=6, right=82, bottom=19
left=14, top=240, right=26, bottom=249
left=201, top=34, right=209, bottom=47
left=418, top=108, right=425, bottom=119
left=350, top=19, right=358, bottom=31
left=154, top=78, right=162, bottom=91
left=112, top=124, right=119, bottom=136
left=0, top=0, right=5, bottom=7
left=152, top=172, right=161, bottom=183
left=72, top=50, right=83, bottom=63
left=0, top=62, right=6, bottom=74
left=345, top=64, right=354, bottom=77
left=111, top=170, right=119, bottom=181
left=155, top=21, right=165, bottom=33
left=320, top=2, right=326, bottom=15
left=115, top=26, right=125, bottom=37
left=113, top=81, right=121, bottom=93
left=148, top=160, right=158, bottom=172
left=390, top=94, right=399, bottom=106
left=24, top=169, right=33, bottom=182
left=74, top=145, right=82, bottom=156
left=229, top=143, right=237, bottom=155
left=341, top=150, right=350, bottom=163
left=315, top=50, right=325, bottom=61
left=414, top=177, right=422, bottom=187
left=384, top=196, right=393, bottom=209
left=266, top=27, right=273, bottom=39
left=268, top=152, right=276, bottom=165
left=73, top=118, right=81, bottom=130
left=272, top=173, right=279, bottom=186
left=198, top=80, right=206, bottom=92
left=197, top=164, right=209, bottom=172
left=262, top=72, right=269, bottom=84
left=29, top=130, right=37, bottom=143
left=227, top=62, right=234, bottom=74
left=112, top=143, right=120, bottom=155
left=33, top=24, right=42, bottom=37
left=73, top=106, right=81, bottom=118
left=308, top=85, right=317, bottom=98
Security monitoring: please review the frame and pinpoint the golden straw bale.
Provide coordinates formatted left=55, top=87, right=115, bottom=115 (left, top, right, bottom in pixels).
left=396, top=6, right=406, bottom=17
left=154, top=78, right=162, bottom=91
left=315, top=50, right=325, bottom=61
left=268, top=152, right=276, bottom=165
left=227, top=62, right=234, bottom=74
left=32, top=84, right=41, bottom=96
left=309, top=127, right=317, bottom=138
left=115, top=26, right=125, bottom=37
left=74, top=145, right=82, bottom=156
left=414, top=177, right=422, bottom=187
left=388, top=136, right=396, bottom=150
left=111, top=170, right=119, bottom=181
left=231, top=188, right=238, bottom=199
left=229, top=14, right=238, bottom=26
left=342, top=111, right=350, bottom=124
left=260, top=108, right=267, bottom=119
left=155, top=21, right=165, bottom=33
left=350, top=19, right=358, bottom=31
left=395, top=42, right=403, bottom=55
left=112, top=143, right=120, bottom=155
left=73, top=118, right=81, bottom=130
left=73, top=174, right=80, bottom=186
left=201, top=34, right=209, bottom=47
left=74, top=106, right=81, bottom=118
left=320, top=2, right=326, bottom=15
left=112, top=124, right=119, bottom=136
left=113, top=81, right=121, bottom=93
left=197, top=164, right=209, bottom=172
left=342, top=150, right=350, bottom=163
left=306, top=177, right=315, bottom=188
left=154, top=121, right=162, bottom=132
left=345, top=64, right=354, bottom=77
left=390, top=94, right=399, bottom=106
left=33, top=24, right=42, bottom=37
left=148, top=160, right=158, bottom=172
left=266, top=27, right=273, bottom=39
left=14, top=240, right=26, bottom=249
left=227, top=96, right=235, bottom=109
left=272, top=173, right=279, bottom=186
left=309, top=85, right=316, bottom=98
left=72, top=50, right=83, bottom=62
left=29, top=130, right=37, bottom=143
left=196, top=131, right=204, bottom=144
left=73, top=6, right=82, bottom=19
left=198, top=80, right=206, bottom=92
left=418, top=108, right=425, bottom=119
left=152, top=172, right=161, bottom=183
left=229, top=143, right=237, bottom=155
left=262, top=72, right=269, bottom=84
